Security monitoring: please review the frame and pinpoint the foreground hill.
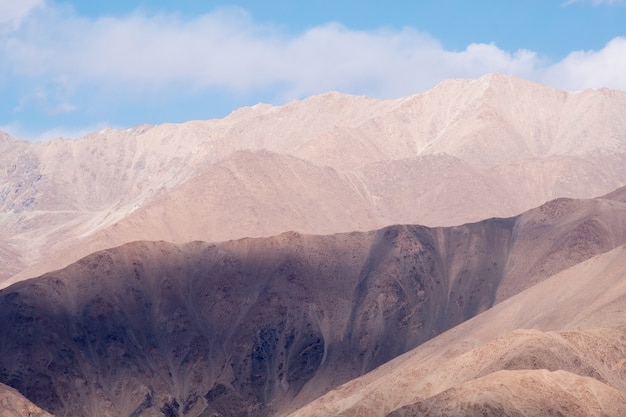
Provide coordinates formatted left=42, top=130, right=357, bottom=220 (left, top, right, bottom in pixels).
left=2, top=74, right=626, bottom=285
left=0, top=383, right=54, bottom=417
left=1, top=190, right=625, bottom=416
left=288, top=242, right=626, bottom=417
left=388, top=369, right=626, bottom=417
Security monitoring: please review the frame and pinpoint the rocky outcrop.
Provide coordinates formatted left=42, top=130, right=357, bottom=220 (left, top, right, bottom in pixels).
left=0, top=382, right=55, bottom=417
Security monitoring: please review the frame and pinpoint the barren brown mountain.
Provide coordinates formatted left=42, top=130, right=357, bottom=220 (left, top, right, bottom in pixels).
left=289, top=242, right=626, bottom=417
left=388, top=370, right=626, bottom=417
left=2, top=75, right=626, bottom=417
left=2, top=74, right=626, bottom=285
left=0, top=382, right=54, bottom=417
left=1, top=189, right=625, bottom=417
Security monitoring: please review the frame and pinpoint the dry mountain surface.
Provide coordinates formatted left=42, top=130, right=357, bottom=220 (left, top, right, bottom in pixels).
left=0, top=382, right=54, bottom=417
left=2, top=74, right=626, bottom=285
left=289, top=241, right=626, bottom=417
left=1, top=190, right=626, bottom=416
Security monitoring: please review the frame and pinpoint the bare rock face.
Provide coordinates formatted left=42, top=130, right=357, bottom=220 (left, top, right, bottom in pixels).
left=0, top=382, right=55, bottom=417
left=3, top=74, right=626, bottom=286
left=383, top=327, right=626, bottom=417
left=1, top=190, right=625, bottom=417
left=0, top=230, right=503, bottom=417
left=289, top=240, right=626, bottom=417
left=388, top=370, right=626, bottom=417
left=2, top=75, right=626, bottom=416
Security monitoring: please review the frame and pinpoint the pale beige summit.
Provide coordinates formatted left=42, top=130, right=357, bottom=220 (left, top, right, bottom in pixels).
left=1, top=74, right=626, bottom=286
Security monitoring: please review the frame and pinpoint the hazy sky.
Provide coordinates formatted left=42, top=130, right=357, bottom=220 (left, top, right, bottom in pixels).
left=1, top=0, right=625, bottom=141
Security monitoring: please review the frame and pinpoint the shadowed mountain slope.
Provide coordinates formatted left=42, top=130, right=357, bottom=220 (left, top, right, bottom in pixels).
left=2, top=74, right=626, bottom=285
left=1, top=191, right=626, bottom=417
left=288, top=242, right=626, bottom=417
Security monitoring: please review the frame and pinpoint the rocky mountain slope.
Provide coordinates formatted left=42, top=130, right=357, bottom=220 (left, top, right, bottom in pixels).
left=0, top=382, right=54, bottom=417
left=1, top=190, right=625, bottom=416
left=288, top=241, right=626, bottom=417
left=2, top=74, right=626, bottom=285
left=2, top=74, right=626, bottom=416
left=388, top=369, right=626, bottom=417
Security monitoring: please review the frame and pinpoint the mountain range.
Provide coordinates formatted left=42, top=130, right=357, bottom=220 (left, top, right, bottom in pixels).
left=2, top=73, right=626, bottom=287
left=1, top=74, right=626, bottom=416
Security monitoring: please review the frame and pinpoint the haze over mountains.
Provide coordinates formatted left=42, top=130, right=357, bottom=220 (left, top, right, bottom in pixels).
left=2, top=73, right=626, bottom=286
left=1, top=74, right=626, bottom=416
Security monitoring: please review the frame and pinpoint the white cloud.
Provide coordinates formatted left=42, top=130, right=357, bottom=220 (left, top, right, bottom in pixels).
left=0, top=5, right=545, bottom=100
left=0, top=0, right=43, bottom=33
left=15, top=84, right=77, bottom=115
left=1, top=0, right=625, bottom=120
left=541, top=37, right=626, bottom=91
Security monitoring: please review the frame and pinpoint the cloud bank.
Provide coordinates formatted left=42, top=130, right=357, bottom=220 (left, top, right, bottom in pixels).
left=0, top=5, right=541, bottom=99
left=2, top=2, right=625, bottom=99
left=0, top=0, right=43, bottom=33
left=1, top=0, right=626, bottom=140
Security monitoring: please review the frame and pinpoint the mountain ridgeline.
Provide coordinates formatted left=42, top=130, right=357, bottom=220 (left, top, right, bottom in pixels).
left=2, top=74, right=626, bottom=287
left=2, top=75, right=626, bottom=416
left=1, top=190, right=625, bottom=416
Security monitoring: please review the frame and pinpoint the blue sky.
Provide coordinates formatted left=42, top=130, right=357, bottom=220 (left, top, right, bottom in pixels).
left=1, top=0, right=625, bottom=141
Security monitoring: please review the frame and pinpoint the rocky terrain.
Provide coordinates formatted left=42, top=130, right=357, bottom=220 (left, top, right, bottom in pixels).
left=289, top=241, right=626, bottom=417
left=2, top=74, right=626, bottom=286
left=1, top=189, right=625, bottom=416
left=0, top=383, right=54, bottom=417
left=1, top=74, right=626, bottom=417
left=388, top=370, right=626, bottom=417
